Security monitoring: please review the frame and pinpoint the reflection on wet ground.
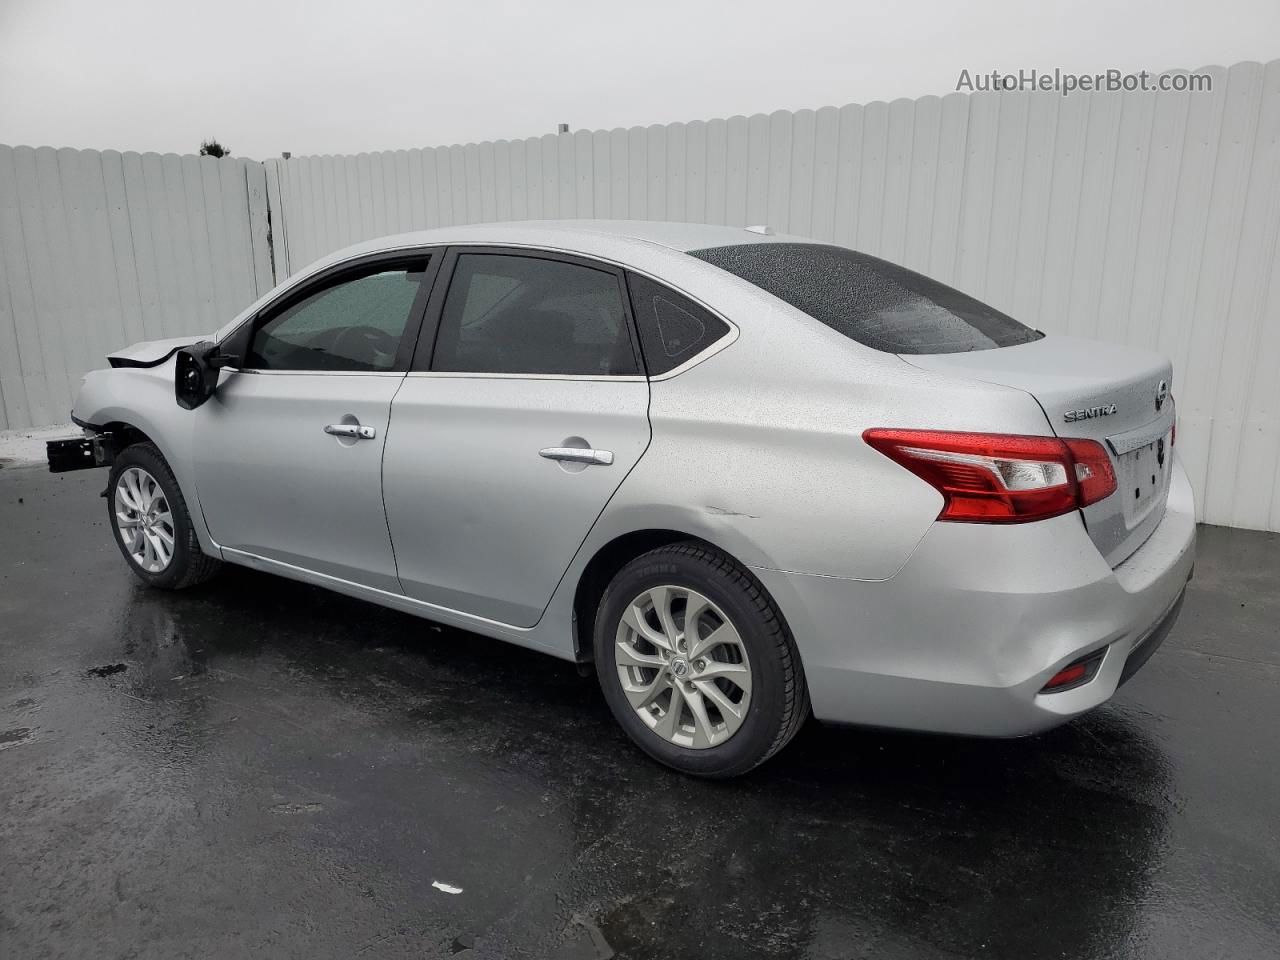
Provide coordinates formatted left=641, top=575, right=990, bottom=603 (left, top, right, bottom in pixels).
left=2, top=467, right=1278, bottom=959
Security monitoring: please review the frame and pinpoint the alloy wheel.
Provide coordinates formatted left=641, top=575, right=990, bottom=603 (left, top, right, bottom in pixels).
left=614, top=584, right=753, bottom=749
left=114, top=466, right=176, bottom=573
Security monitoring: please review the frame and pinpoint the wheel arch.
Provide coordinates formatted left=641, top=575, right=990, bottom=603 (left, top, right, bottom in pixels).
left=97, top=419, right=155, bottom=450
left=570, top=527, right=768, bottom=662
left=74, top=366, right=219, bottom=557
left=74, top=368, right=187, bottom=469
left=83, top=409, right=181, bottom=481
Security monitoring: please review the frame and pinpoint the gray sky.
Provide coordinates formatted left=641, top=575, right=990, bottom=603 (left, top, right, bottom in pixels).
left=2, top=0, right=1277, bottom=159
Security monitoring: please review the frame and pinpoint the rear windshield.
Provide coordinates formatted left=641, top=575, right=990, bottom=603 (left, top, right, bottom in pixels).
left=688, top=243, right=1043, bottom=354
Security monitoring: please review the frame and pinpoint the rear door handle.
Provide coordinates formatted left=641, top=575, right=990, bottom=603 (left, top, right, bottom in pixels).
left=539, top=446, right=614, bottom=466
left=325, top=423, right=377, bottom=440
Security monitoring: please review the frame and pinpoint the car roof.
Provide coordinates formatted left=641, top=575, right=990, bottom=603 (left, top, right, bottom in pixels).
left=480, top=219, right=794, bottom=252
left=304, top=219, right=807, bottom=270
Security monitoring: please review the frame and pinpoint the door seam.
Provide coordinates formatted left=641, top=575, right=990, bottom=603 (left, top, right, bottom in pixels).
left=382, top=372, right=411, bottom=593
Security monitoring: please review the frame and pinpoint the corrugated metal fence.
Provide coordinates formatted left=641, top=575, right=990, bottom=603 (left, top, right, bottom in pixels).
left=0, top=148, right=274, bottom=430
left=2, top=59, right=1278, bottom=530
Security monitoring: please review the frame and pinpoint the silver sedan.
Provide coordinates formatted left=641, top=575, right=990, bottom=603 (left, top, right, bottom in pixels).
left=58, top=220, right=1195, bottom=777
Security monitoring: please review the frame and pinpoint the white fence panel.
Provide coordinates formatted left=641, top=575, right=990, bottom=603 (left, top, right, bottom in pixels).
left=260, top=60, right=1279, bottom=531
left=0, top=148, right=272, bottom=432
left=2, top=60, right=1277, bottom=532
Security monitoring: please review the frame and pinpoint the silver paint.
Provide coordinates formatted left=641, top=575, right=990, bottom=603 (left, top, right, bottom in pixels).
left=72, top=221, right=1197, bottom=739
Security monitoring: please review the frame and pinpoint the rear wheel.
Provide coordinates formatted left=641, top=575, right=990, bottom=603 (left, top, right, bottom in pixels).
left=593, top=542, right=809, bottom=777
left=107, top=443, right=221, bottom=590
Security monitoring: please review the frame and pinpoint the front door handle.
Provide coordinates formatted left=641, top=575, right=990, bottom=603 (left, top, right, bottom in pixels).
left=325, top=423, right=377, bottom=440
left=539, top=446, right=614, bottom=466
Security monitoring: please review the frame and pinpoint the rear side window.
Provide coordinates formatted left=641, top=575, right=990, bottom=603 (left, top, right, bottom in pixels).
left=688, top=243, right=1042, bottom=354
left=626, top=273, right=731, bottom=375
left=430, top=254, right=638, bottom=376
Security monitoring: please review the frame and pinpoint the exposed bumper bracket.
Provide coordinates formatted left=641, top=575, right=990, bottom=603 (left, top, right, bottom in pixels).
left=46, top=432, right=118, bottom=474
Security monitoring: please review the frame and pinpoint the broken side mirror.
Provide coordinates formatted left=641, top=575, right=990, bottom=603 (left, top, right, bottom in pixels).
left=175, top=341, right=237, bottom=410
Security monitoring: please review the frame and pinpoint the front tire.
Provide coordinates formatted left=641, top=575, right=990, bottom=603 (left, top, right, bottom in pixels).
left=107, top=442, right=222, bottom=590
left=593, top=542, right=809, bottom=777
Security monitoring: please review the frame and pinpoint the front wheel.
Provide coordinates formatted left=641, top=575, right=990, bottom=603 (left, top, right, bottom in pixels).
left=107, top=442, right=222, bottom=590
left=593, top=542, right=809, bottom=777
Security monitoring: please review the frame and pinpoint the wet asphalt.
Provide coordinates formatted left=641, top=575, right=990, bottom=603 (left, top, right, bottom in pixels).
left=1, top=464, right=1278, bottom=960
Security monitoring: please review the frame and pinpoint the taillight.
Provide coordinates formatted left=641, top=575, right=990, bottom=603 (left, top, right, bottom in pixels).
left=1062, top=438, right=1116, bottom=507
left=862, top=429, right=1117, bottom=523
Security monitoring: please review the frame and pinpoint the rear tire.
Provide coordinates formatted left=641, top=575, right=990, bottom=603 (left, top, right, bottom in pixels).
left=107, top=442, right=222, bottom=590
left=593, top=542, right=809, bottom=777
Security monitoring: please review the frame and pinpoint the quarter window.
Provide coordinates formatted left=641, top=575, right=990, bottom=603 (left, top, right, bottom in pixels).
left=244, top=262, right=428, bottom=372
left=430, top=254, right=638, bottom=376
left=626, top=273, right=731, bottom=375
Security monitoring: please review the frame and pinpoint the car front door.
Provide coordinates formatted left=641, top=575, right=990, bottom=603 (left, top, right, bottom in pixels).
left=382, top=248, right=651, bottom=627
left=193, top=252, right=438, bottom=592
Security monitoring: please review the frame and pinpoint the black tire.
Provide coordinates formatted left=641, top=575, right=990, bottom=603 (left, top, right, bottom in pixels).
left=106, top=442, right=222, bottom=590
left=593, top=541, right=809, bottom=777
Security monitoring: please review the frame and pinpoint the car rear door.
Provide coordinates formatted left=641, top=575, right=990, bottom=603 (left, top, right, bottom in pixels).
left=193, top=252, right=439, bottom=592
left=382, top=247, right=651, bottom=627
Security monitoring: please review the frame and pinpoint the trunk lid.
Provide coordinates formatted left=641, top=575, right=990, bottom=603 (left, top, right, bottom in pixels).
left=903, top=335, right=1175, bottom=566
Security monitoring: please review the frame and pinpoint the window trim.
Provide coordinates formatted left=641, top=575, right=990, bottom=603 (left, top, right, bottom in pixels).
left=221, top=249, right=444, bottom=376
left=410, top=245, right=646, bottom=379
left=220, top=240, right=740, bottom=381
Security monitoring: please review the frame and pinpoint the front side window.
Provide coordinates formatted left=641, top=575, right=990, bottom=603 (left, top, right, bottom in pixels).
left=430, top=254, right=638, bottom=376
left=245, top=262, right=428, bottom=372
left=688, top=243, right=1043, bottom=355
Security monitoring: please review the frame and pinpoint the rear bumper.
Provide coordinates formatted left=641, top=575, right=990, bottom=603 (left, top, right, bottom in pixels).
left=1118, top=589, right=1184, bottom=687
left=754, top=454, right=1196, bottom=737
